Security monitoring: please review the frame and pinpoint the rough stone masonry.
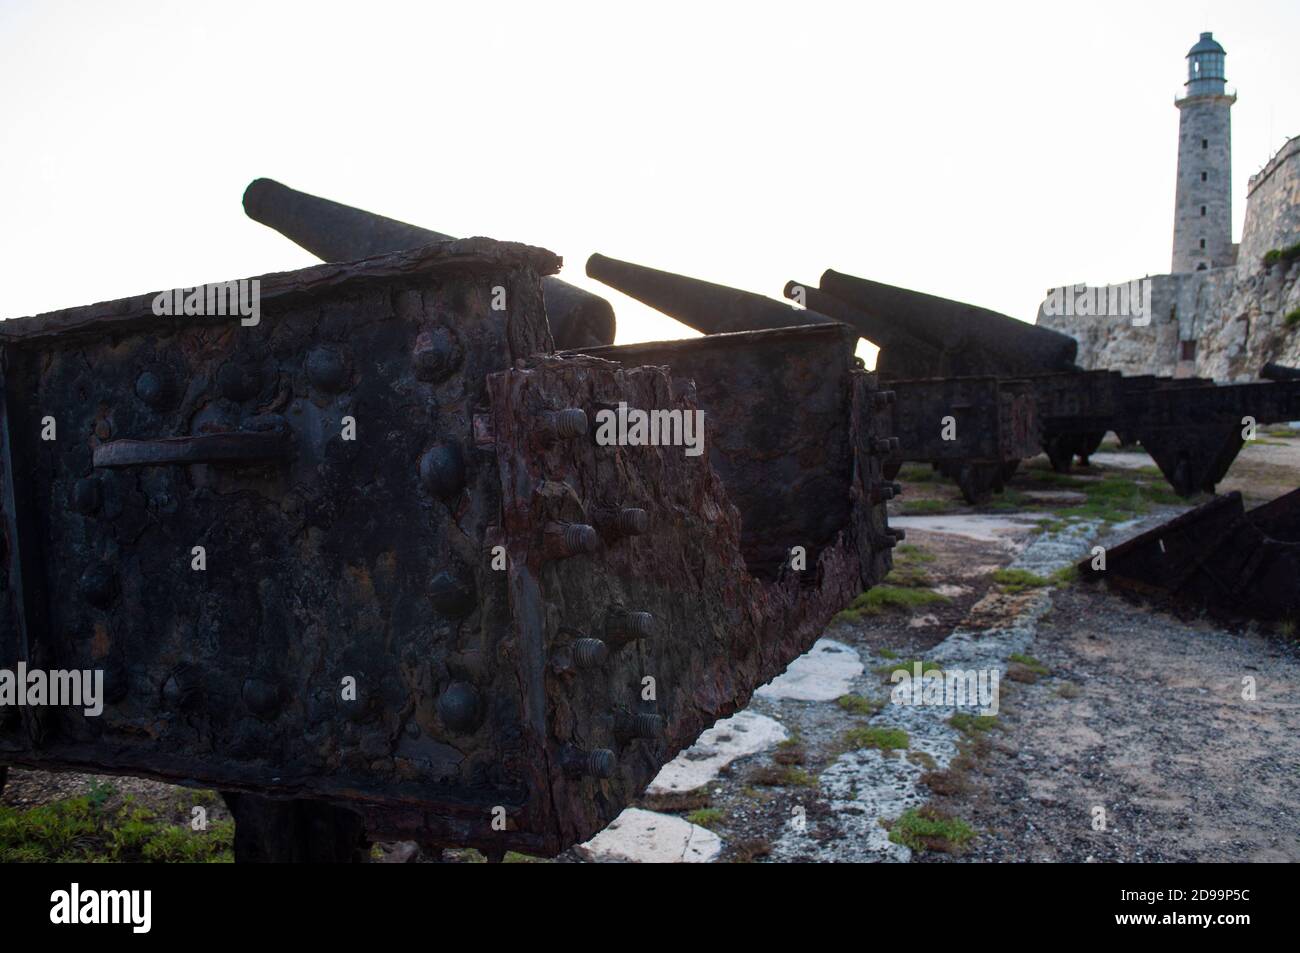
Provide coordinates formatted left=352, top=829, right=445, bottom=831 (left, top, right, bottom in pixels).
left=1039, top=32, right=1300, bottom=383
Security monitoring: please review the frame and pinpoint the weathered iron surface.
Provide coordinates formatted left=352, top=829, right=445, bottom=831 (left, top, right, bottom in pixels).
left=1079, top=488, right=1300, bottom=622
left=0, top=239, right=891, bottom=857
left=0, top=238, right=555, bottom=848
left=584, top=255, right=1042, bottom=502
left=572, top=324, right=897, bottom=581
left=782, top=281, right=944, bottom=381
left=814, top=268, right=1080, bottom=377
left=244, top=178, right=616, bottom=350
left=886, top=376, right=1039, bottom=502
left=1121, top=379, right=1300, bottom=496
left=1261, top=362, right=1300, bottom=382
left=585, top=253, right=830, bottom=334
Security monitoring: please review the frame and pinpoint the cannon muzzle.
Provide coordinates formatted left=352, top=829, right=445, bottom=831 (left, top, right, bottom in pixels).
left=1261, top=362, right=1300, bottom=382
left=243, top=178, right=615, bottom=349
left=586, top=253, right=831, bottom=335
left=818, top=269, right=1078, bottom=376
left=781, top=279, right=943, bottom=379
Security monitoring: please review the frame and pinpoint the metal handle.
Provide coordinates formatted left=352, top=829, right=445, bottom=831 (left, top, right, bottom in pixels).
left=93, top=430, right=290, bottom=469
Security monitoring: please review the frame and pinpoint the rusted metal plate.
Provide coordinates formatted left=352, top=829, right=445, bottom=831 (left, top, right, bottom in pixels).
left=404, top=348, right=887, bottom=853
left=1079, top=489, right=1300, bottom=622
left=0, top=240, right=891, bottom=857
left=573, top=324, right=895, bottom=582
left=0, top=239, right=555, bottom=835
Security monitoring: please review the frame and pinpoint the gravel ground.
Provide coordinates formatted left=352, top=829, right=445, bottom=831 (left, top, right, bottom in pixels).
left=923, top=581, right=1300, bottom=862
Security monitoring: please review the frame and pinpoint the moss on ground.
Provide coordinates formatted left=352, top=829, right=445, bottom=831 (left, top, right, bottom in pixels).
left=1008, top=653, right=1049, bottom=675
left=991, top=568, right=1051, bottom=593
left=836, top=694, right=884, bottom=716
left=685, top=808, right=725, bottom=829
left=0, top=788, right=233, bottom=863
left=842, top=726, right=910, bottom=753
left=885, top=806, right=977, bottom=853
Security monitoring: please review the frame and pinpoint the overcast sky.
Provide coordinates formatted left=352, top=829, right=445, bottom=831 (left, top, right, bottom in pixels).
left=2, top=0, right=1297, bottom=355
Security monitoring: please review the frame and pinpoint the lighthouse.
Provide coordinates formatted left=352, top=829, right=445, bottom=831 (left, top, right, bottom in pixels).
left=1171, top=32, right=1235, bottom=273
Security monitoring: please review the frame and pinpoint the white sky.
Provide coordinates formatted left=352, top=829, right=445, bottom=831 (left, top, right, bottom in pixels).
left=2, top=0, right=1297, bottom=353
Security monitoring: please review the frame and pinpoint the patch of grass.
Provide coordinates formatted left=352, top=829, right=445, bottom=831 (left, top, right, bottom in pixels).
left=896, top=544, right=935, bottom=563
left=685, top=808, right=725, bottom=829
left=728, top=838, right=773, bottom=863
left=0, top=795, right=233, bottom=863
left=896, top=464, right=940, bottom=483
left=1285, top=309, right=1300, bottom=329
left=1008, top=653, right=1049, bottom=675
left=907, top=750, right=937, bottom=771
left=1026, top=470, right=1091, bottom=489
left=1051, top=564, right=1080, bottom=586
left=920, top=769, right=967, bottom=796
left=874, top=658, right=944, bottom=677
left=842, top=726, right=910, bottom=753
left=836, top=694, right=884, bottom=716
left=853, top=586, right=949, bottom=619
left=773, top=744, right=806, bottom=766
left=877, top=647, right=898, bottom=659
left=1055, top=681, right=1082, bottom=699
left=1263, top=241, right=1300, bottom=267
left=991, top=568, right=1051, bottom=593
left=1029, top=472, right=1184, bottom=526
left=885, top=565, right=933, bottom=588
left=884, top=806, right=977, bottom=853
left=749, top=766, right=817, bottom=788
left=948, top=712, right=1001, bottom=736
left=900, top=498, right=958, bottom=515
left=85, top=780, right=115, bottom=810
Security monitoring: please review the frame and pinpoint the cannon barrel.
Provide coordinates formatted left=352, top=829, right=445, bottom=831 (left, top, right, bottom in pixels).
left=1261, top=361, right=1300, bottom=382
left=818, top=269, right=1078, bottom=375
left=242, top=178, right=615, bottom=349
left=586, top=252, right=832, bottom=334
left=781, top=280, right=942, bottom=378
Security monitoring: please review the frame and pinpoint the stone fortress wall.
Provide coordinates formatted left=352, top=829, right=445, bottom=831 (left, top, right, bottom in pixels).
left=1039, top=135, right=1300, bottom=382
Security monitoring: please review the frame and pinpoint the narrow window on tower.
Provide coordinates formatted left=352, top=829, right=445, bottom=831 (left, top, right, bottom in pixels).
left=1202, top=139, right=1208, bottom=149
left=1200, top=239, right=1207, bottom=249
left=1201, top=206, right=1207, bottom=216
left=1201, top=172, right=1208, bottom=182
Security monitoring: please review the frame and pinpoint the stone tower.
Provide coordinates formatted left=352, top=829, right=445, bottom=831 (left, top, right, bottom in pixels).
left=1172, top=32, right=1235, bottom=273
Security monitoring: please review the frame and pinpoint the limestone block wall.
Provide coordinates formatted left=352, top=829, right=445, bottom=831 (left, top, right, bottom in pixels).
left=1041, top=136, right=1300, bottom=382
left=1239, top=136, right=1300, bottom=269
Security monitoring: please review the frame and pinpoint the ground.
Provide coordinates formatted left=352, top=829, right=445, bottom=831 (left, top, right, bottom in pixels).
left=3, top=432, right=1299, bottom=863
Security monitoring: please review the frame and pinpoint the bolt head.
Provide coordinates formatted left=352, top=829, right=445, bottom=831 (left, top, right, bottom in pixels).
left=306, top=347, right=350, bottom=392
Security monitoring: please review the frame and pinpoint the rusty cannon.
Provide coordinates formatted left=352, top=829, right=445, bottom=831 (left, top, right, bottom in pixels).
left=0, top=237, right=895, bottom=861
left=807, top=269, right=1080, bottom=378
left=586, top=254, right=1046, bottom=502
left=780, top=270, right=1300, bottom=498
left=243, top=177, right=616, bottom=351
left=1261, top=361, right=1300, bottom=382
